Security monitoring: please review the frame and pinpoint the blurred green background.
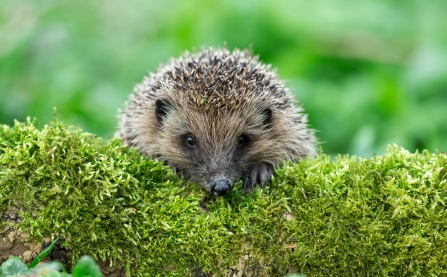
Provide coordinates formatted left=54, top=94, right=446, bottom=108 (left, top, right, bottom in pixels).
left=1, top=0, right=446, bottom=157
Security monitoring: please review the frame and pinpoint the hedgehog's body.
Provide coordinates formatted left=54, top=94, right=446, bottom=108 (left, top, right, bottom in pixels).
left=118, top=47, right=316, bottom=196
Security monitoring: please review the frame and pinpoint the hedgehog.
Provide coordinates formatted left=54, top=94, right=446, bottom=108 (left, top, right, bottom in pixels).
left=117, top=47, right=317, bottom=196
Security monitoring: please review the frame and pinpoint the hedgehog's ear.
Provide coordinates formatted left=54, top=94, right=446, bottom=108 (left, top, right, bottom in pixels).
left=155, top=99, right=171, bottom=124
left=262, top=107, right=273, bottom=126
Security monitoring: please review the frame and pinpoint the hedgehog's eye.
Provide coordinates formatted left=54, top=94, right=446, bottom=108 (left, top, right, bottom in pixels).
left=186, top=134, right=196, bottom=148
left=237, top=134, right=248, bottom=148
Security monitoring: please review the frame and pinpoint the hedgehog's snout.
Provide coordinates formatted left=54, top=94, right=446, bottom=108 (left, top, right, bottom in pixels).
left=210, top=179, right=232, bottom=196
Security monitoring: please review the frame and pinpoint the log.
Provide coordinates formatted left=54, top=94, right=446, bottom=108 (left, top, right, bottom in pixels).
left=1, top=119, right=446, bottom=276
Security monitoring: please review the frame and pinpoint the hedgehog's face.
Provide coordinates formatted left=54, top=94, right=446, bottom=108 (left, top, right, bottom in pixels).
left=154, top=98, right=273, bottom=196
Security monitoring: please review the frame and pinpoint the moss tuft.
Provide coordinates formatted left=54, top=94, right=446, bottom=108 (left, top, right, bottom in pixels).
left=1, top=118, right=446, bottom=276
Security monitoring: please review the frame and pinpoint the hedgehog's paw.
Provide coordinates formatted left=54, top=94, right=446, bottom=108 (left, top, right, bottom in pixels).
left=243, top=163, right=274, bottom=194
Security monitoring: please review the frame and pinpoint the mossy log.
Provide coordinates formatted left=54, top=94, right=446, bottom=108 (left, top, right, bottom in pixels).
left=1, top=118, right=446, bottom=276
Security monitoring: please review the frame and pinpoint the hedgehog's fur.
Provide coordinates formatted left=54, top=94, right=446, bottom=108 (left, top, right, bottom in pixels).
left=117, top=47, right=317, bottom=196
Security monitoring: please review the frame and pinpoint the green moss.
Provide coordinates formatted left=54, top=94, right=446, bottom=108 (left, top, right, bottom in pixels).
left=1, top=118, right=446, bottom=276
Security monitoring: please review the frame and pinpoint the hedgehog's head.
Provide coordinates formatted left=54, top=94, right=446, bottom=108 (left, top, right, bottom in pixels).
left=153, top=96, right=275, bottom=196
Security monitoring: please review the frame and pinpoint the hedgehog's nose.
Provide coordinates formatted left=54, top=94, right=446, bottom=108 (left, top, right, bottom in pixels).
left=210, top=179, right=232, bottom=196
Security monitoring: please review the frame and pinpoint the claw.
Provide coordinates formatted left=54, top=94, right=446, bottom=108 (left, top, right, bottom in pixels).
left=243, top=174, right=250, bottom=193
left=242, top=163, right=274, bottom=193
left=250, top=168, right=258, bottom=193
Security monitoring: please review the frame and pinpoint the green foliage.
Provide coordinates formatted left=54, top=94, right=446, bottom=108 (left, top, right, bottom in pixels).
left=1, top=257, right=28, bottom=277
left=1, top=0, right=447, bottom=157
left=71, top=256, right=102, bottom=277
left=1, top=238, right=101, bottom=277
left=28, top=238, right=60, bottom=269
left=1, top=119, right=446, bottom=276
left=0, top=255, right=101, bottom=277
